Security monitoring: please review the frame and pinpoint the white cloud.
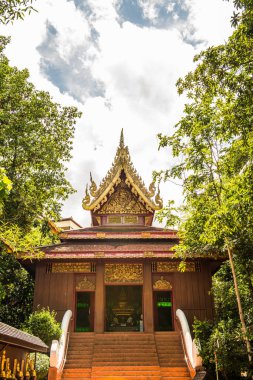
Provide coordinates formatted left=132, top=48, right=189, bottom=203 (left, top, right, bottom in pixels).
left=0, top=0, right=234, bottom=227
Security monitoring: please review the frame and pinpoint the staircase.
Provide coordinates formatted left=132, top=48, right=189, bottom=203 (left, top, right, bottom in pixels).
left=62, top=333, right=94, bottom=379
left=155, top=332, right=189, bottom=380
left=61, top=332, right=191, bottom=380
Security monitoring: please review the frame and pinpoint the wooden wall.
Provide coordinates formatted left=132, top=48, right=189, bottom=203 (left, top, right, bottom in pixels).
left=33, top=261, right=214, bottom=331
left=33, top=263, right=75, bottom=323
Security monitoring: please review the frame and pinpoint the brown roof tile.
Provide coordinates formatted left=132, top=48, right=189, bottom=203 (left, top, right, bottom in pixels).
left=0, top=322, right=48, bottom=352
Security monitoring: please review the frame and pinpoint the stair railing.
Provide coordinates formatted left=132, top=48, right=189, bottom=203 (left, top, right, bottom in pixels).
left=176, top=309, right=206, bottom=380
left=48, top=310, right=72, bottom=380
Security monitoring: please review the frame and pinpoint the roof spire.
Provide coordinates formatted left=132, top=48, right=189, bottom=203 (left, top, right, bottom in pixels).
left=119, top=128, right=125, bottom=148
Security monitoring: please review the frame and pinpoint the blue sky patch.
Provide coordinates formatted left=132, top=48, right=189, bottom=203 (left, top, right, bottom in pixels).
left=116, top=0, right=191, bottom=29
left=37, top=22, right=105, bottom=102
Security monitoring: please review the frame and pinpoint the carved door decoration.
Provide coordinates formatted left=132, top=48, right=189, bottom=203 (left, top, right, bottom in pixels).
left=76, top=276, right=95, bottom=291
left=153, top=276, right=172, bottom=291
left=105, top=264, right=143, bottom=284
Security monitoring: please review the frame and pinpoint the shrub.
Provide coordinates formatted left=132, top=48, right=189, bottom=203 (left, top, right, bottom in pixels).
left=23, top=307, right=61, bottom=346
left=29, top=353, right=49, bottom=380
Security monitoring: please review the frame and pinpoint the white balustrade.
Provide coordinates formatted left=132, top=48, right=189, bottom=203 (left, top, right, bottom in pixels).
left=49, top=310, right=72, bottom=370
left=176, top=309, right=203, bottom=369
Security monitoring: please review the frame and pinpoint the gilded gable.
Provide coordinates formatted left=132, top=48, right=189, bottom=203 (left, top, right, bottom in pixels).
left=99, top=181, right=148, bottom=214
left=82, top=129, right=163, bottom=226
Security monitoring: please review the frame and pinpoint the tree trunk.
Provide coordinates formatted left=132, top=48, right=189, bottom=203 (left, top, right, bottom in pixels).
left=227, top=246, right=252, bottom=364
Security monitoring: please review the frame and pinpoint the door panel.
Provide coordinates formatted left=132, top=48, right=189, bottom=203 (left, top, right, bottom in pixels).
left=153, top=291, right=173, bottom=331
left=75, top=292, right=94, bottom=332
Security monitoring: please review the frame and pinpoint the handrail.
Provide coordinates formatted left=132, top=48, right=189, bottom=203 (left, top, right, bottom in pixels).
left=176, top=309, right=205, bottom=380
left=48, top=310, right=72, bottom=380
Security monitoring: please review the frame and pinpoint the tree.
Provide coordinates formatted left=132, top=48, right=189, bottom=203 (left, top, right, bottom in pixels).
left=0, top=37, right=81, bottom=327
left=0, top=37, right=81, bottom=229
left=0, top=0, right=36, bottom=24
left=157, top=0, right=253, bottom=371
left=0, top=251, right=34, bottom=328
left=194, top=260, right=252, bottom=379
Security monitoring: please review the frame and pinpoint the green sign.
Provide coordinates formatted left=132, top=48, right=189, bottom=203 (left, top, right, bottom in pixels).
left=157, top=301, right=172, bottom=307
left=77, top=302, right=89, bottom=308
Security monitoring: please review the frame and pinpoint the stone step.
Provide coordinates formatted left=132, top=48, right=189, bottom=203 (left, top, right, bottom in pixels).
left=92, top=362, right=159, bottom=366
left=63, top=332, right=191, bottom=379
left=92, top=353, right=158, bottom=359
left=91, top=376, right=161, bottom=380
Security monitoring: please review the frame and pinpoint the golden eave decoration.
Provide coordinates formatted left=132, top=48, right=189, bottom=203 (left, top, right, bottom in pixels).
left=82, top=129, right=163, bottom=213
left=153, top=276, right=172, bottom=290
left=76, top=276, right=95, bottom=291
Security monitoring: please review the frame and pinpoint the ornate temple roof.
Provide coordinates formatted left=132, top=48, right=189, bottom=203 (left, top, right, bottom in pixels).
left=82, top=130, right=163, bottom=215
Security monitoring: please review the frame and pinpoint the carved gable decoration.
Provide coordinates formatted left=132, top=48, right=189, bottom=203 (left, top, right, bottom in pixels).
left=153, top=276, right=172, bottom=290
left=76, top=276, right=95, bottom=291
left=99, top=181, right=148, bottom=214
left=82, top=130, right=163, bottom=216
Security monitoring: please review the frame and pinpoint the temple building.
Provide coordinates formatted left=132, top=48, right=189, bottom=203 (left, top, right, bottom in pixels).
left=26, top=130, right=217, bottom=336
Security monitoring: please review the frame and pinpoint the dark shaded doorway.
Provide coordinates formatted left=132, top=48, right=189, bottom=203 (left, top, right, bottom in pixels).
left=75, top=292, right=94, bottom=332
left=154, top=291, right=173, bottom=331
left=106, top=286, right=142, bottom=332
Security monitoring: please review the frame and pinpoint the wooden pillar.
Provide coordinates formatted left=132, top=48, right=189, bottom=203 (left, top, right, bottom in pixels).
left=94, top=263, right=105, bottom=333
left=143, top=262, right=154, bottom=332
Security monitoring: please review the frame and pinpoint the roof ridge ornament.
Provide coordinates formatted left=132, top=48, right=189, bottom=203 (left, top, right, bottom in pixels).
left=89, top=172, right=97, bottom=197
left=119, top=128, right=125, bottom=148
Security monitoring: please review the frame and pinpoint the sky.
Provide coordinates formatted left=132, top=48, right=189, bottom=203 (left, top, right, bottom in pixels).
left=0, top=0, right=235, bottom=227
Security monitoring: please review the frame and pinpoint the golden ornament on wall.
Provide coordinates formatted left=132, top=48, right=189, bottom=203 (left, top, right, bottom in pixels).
left=153, top=276, right=172, bottom=290
left=94, top=251, right=105, bottom=258
left=105, top=264, right=143, bottom=283
left=76, top=276, right=95, bottom=291
left=157, top=262, right=196, bottom=273
left=52, top=263, right=91, bottom=273
left=143, top=251, right=154, bottom=258
left=96, top=232, right=106, bottom=238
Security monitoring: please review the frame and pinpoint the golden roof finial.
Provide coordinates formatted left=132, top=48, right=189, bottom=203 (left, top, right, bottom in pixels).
left=119, top=128, right=125, bottom=148
left=89, top=172, right=97, bottom=196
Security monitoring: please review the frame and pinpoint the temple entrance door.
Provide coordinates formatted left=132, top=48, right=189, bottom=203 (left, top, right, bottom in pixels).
left=153, top=291, right=173, bottom=331
left=105, top=285, right=143, bottom=332
left=75, top=292, right=94, bottom=332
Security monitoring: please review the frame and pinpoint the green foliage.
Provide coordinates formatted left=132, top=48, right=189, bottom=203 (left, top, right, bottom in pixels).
left=0, top=38, right=81, bottom=229
left=0, top=35, right=78, bottom=328
left=155, top=200, right=180, bottom=229
left=29, top=353, right=49, bottom=380
left=0, top=220, right=59, bottom=257
left=0, top=0, right=36, bottom=24
left=0, top=251, right=34, bottom=327
left=23, top=308, right=61, bottom=346
left=0, top=168, right=12, bottom=214
left=193, top=261, right=251, bottom=379
left=156, top=0, right=253, bottom=374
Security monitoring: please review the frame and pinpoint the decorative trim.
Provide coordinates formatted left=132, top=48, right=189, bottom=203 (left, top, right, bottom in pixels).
left=105, top=264, right=143, bottom=283
left=153, top=276, right=172, bottom=290
left=141, top=232, right=151, bottom=238
left=157, top=262, right=196, bottom=272
left=94, top=251, right=105, bottom=258
left=143, top=251, right=154, bottom=258
left=52, top=263, right=91, bottom=273
left=76, top=276, right=95, bottom=291
left=96, top=233, right=106, bottom=238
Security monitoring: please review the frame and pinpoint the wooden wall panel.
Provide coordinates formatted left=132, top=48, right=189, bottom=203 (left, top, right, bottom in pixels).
left=171, top=262, right=213, bottom=329
left=33, top=263, right=50, bottom=310
left=33, top=263, right=75, bottom=323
